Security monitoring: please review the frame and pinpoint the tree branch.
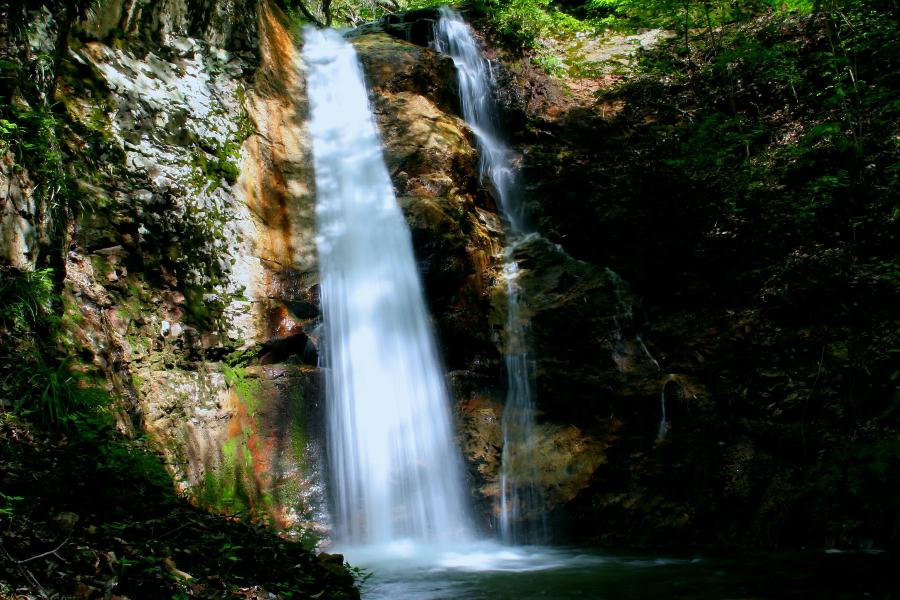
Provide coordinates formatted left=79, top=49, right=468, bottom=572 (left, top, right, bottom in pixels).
left=15, top=535, right=71, bottom=564
left=292, top=0, right=324, bottom=28
left=0, top=537, right=50, bottom=599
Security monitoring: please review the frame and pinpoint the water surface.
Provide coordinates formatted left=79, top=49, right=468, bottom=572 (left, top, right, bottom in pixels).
left=342, top=543, right=893, bottom=599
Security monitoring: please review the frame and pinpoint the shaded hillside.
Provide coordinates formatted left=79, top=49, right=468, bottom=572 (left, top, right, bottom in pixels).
left=504, top=3, right=900, bottom=548
left=0, top=416, right=358, bottom=599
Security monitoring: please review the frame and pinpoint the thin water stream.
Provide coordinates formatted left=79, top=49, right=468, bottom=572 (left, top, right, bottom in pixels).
left=434, top=5, right=544, bottom=544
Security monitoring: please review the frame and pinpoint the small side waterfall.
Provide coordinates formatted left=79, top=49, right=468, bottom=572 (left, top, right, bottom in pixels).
left=658, top=386, right=668, bottom=440
left=303, top=27, right=471, bottom=546
left=638, top=334, right=670, bottom=440
left=433, top=8, right=524, bottom=233
left=434, top=7, right=544, bottom=543
left=497, top=247, right=544, bottom=542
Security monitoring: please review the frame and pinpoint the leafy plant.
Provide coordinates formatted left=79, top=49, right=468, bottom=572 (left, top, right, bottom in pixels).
left=0, top=267, right=54, bottom=333
left=0, top=267, right=110, bottom=427
left=345, top=562, right=374, bottom=586
left=25, top=363, right=109, bottom=426
left=0, top=491, right=24, bottom=526
left=472, top=0, right=589, bottom=48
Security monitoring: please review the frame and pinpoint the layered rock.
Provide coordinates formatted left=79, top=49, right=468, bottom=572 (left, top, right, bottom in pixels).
left=355, top=18, right=671, bottom=532
left=354, top=31, right=503, bottom=371
left=41, top=0, right=331, bottom=530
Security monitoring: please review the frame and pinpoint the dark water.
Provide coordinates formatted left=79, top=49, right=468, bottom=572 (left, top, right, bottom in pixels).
left=343, top=543, right=895, bottom=599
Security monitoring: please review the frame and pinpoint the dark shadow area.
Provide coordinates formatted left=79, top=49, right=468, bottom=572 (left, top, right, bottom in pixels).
left=0, top=415, right=357, bottom=598
left=508, top=10, right=900, bottom=551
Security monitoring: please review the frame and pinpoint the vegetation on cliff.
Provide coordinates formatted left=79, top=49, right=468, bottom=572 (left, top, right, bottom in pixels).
left=0, top=256, right=355, bottom=598
left=504, top=0, right=899, bottom=549
left=1, top=1, right=355, bottom=597
left=0, top=412, right=358, bottom=599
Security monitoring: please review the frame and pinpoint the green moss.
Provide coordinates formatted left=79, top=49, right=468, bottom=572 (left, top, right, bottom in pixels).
left=189, top=140, right=241, bottom=192
left=224, top=347, right=258, bottom=368
left=289, top=386, right=307, bottom=469
left=223, top=364, right=261, bottom=417
left=188, top=91, right=253, bottom=193
left=90, top=255, right=113, bottom=282
left=125, top=332, right=150, bottom=358
left=198, top=436, right=251, bottom=515
left=130, top=371, right=145, bottom=391
left=197, top=418, right=279, bottom=521
left=61, top=295, right=84, bottom=326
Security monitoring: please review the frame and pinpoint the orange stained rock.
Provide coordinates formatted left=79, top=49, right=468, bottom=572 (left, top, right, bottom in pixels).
left=242, top=1, right=319, bottom=340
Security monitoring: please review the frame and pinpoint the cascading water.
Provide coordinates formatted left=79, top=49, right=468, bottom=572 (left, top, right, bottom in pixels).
left=638, top=334, right=670, bottom=440
left=302, top=26, right=471, bottom=546
left=434, top=7, right=544, bottom=543
left=433, top=7, right=524, bottom=232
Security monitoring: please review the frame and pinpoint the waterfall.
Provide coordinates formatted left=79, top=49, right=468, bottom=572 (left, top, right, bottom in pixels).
left=638, top=334, right=670, bottom=440
left=434, top=7, right=544, bottom=543
left=433, top=8, right=524, bottom=233
left=657, top=386, right=668, bottom=440
left=303, top=27, right=471, bottom=546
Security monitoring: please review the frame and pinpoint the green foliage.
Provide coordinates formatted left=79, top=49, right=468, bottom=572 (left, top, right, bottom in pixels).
left=811, top=434, right=900, bottom=542
left=534, top=50, right=567, bottom=75
left=0, top=102, right=71, bottom=225
left=617, top=0, right=900, bottom=252
left=25, top=362, right=110, bottom=426
left=586, top=0, right=814, bottom=30
left=0, top=491, right=24, bottom=526
left=536, top=0, right=900, bottom=547
left=345, top=562, right=374, bottom=587
left=0, top=267, right=54, bottom=332
left=0, top=268, right=109, bottom=428
left=472, top=0, right=589, bottom=48
left=72, top=411, right=176, bottom=497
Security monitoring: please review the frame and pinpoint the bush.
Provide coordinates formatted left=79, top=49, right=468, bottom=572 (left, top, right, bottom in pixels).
left=0, top=267, right=54, bottom=333
left=0, top=267, right=109, bottom=428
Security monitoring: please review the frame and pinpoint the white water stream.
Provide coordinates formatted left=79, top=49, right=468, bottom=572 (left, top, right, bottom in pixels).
left=434, top=7, right=544, bottom=543
left=303, top=27, right=471, bottom=546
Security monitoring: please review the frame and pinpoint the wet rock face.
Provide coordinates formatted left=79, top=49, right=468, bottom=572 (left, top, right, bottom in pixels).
left=138, top=363, right=329, bottom=531
left=0, top=154, right=40, bottom=270
left=498, top=235, right=664, bottom=422
left=353, top=32, right=460, bottom=116
left=79, top=0, right=259, bottom=52
left=375, top=7, right=444, bottom=47
left=354, top=33, right=504, bottom=372
left=453, top=373, right=610, bottom=534
left=67, top=8, right=264, bottom=349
